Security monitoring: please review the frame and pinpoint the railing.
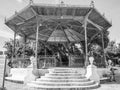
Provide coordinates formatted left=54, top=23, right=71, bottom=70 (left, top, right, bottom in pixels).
left=10, top=54, right=108, bottom=68
left=9, top=54, right=112, bottom=69
left=37, top=55, right=85, bottom=68
left=10, top=55, right=57, bottom=68
left=69, top=55, right=84, bottom=67
left=11, top=57, right=30, bottom=68
left=37, top=55, right=57, bottom=68
left=10, top=55, right=85, bottom=68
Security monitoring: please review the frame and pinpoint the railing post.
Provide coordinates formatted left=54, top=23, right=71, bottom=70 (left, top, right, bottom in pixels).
left=23, top=36, right=27, bottom=59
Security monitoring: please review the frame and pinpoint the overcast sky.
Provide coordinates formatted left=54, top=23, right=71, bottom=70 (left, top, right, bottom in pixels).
left=0, top=0, right=120, bottom=43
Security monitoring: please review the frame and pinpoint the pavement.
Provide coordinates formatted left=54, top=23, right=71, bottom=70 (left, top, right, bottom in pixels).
left=95, top=67, right=120, bottom=90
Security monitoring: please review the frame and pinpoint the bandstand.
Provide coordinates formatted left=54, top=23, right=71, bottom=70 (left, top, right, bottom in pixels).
left=5, top=1, right=112, bottom=89
left=5, top=1, right=111, bottom=68
left=5, top=0, right=112, bottom=69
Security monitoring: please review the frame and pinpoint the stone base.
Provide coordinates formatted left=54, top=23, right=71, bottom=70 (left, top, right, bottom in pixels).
left=85, top=65, right=100, bottom=84
left=27, top=68, right=100, bottom=90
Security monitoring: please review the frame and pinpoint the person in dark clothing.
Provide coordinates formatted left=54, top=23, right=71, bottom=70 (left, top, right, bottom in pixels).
left=109, top=67, right=117, bottom=82
left=107, top=59, right=117, bottom=82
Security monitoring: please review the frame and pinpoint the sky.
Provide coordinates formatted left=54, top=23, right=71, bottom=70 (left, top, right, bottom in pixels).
left=0, top=0, right=120, bottom=49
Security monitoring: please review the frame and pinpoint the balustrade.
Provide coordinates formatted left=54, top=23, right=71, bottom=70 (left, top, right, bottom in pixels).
left=9, top=54, right=86, bottom=68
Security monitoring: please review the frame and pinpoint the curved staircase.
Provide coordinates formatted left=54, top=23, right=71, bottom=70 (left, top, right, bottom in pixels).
left=27, top=68, right=100, bottom=90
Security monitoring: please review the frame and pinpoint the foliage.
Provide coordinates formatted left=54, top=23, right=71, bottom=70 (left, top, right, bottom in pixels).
left=4, top=38, right=34, bottom=59
left=4, top=39, right=13, bottom=59
left=104, top=40, right=120, bottom=65
left=90, top=30, right=109, bottom=48
left=106, top=41, right=117, bottom=54
left=106, top=41, right=120, bottom=58
left=82, top=30, right=109, bottom=57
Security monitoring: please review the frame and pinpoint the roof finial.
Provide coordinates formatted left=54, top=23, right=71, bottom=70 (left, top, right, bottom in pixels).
left=90, top=0, right=94, bottom=8
left=110, top=19, right=112, bottom=25
left=61, top=1, right=64, bottom=4
left=29, top=0, right=33, bottom=5
left=15, top=11, right=18, bottom=14
left=60, top=0, right=65, bottom=6
left=4, top=17, right=6, bottom=23
left=103, top=13, right=105, bottom=17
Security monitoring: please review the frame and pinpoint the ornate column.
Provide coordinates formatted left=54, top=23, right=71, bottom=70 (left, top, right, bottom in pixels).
left=101, top=31, right=107, bottom=67
left=35, top=15, right=42, bottom=69
left=35, top=16, right=39, bottom=69
left=84, top=9, right=93, bottom=67
left=13, top=31, right=16, bottom=61
left=84, top=17, right=88, bottom=67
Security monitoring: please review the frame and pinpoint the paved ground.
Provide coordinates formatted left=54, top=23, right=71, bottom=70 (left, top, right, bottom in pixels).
left=3, top=67, right=120, bottom=90
left=95, top=67, right=120, bottom=90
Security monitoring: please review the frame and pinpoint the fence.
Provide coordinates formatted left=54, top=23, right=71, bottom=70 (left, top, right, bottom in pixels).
left=69, top=55, right=84, bottom=67
left=37, top=55, right=57, bottom=68
left=10, top=55, right=109, bottom=68
left=11, top=55, right=57, bottom=68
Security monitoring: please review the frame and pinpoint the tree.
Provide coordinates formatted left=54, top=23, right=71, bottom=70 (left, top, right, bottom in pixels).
left=4, top=38, right=34, bottom=59
left=90, top=30, right=109, bottom=49
left=105, top=41, right=120, bottom=65
left=4, top=39, right=13, bottom=59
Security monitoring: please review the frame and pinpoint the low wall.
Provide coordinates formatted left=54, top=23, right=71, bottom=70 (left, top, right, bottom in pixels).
left=97, top=68, right=110, bottom=78
left=5, top=68, right=49, bottom=82
left=5, top=68, right=28, bottom=82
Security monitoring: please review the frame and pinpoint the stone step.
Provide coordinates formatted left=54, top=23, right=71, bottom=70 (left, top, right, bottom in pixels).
left=49, top=68, right=80, bottom=73
left=27, top=82, right=99, bottom=89
left=51, top=71, right=78, bottom=73
left=37, top=78, right=89, bottom=82
left=45, top=73, right=82, bottom=76
left=31, top=80, right=95, bottom=86
left=27, top=68, right=99, bottom=90
left=49, top=67, right=80, bottom=71
left=41, top=76, right=86, bottom=79
left=52, top=70, right=77, bottom=72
